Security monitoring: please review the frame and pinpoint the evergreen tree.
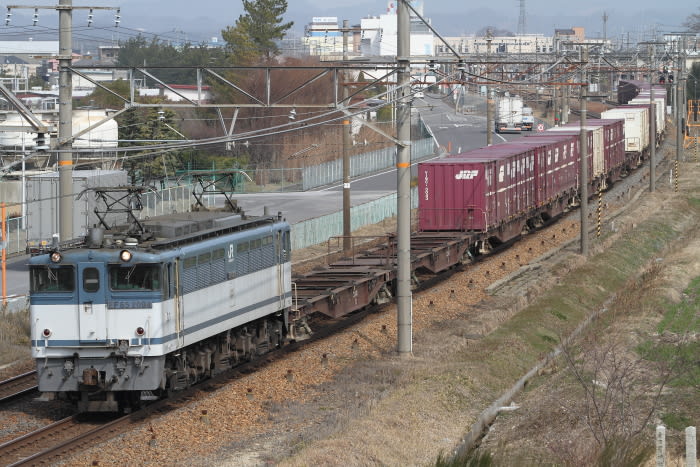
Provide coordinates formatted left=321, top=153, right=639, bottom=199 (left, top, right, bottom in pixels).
left=116, top=35, right=225, bottom=84
left=221, top=0, right=293, bottom=64
left=78, top=79, right=130, bottom=109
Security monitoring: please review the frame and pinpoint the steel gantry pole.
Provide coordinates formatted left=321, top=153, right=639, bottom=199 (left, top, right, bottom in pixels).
left=396, top=0, right=412, bottom=356
left=58, top=0, right=74, bottom=241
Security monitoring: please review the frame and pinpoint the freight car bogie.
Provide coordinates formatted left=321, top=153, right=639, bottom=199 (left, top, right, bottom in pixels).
left=164, top=313, right=287, bottom=391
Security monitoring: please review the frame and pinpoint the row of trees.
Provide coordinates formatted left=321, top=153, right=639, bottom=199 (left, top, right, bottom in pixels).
left=82, top=0, right=314, bottom=185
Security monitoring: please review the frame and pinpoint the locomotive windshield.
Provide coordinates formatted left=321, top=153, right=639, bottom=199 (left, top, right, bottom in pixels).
left=109, top=263, right=162, bottom=291
left=30, top=265, right=75, bottom=292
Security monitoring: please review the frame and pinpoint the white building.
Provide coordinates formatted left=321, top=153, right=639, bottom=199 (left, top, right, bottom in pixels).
left=0, top=107, right=118, bottom=149
left=435, top=34, right=554, bottom=56
left=359, top=1, right=433, bottom=58
left=303, top=17, right=347, bottom=57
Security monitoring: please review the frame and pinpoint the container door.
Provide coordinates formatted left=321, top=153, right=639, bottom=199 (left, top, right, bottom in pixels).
left=78, top=262, right=107, bottom=341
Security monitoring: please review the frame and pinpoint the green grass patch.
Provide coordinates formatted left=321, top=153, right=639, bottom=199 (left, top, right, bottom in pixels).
left=656, top=275, right=700, bottom=334
left=455, top=215, right=686, bottom=395
left=636, top=272, right=700, bottom=388
left=638, top=339, right=700, bottom=387
left=547, top=309, right=568, bottom=321
left=661, top=413, right=694, bottom=431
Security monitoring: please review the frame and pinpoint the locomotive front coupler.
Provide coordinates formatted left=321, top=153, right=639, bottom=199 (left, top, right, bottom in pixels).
left=115, top=357, right=128, bottom=376
left=117, top=339, right=129, bottom=356
left=63, top=359, right=75, bottom=379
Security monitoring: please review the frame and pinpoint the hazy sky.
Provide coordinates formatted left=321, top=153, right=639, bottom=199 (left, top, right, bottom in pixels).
left=7, top=1, right=698, bottom=45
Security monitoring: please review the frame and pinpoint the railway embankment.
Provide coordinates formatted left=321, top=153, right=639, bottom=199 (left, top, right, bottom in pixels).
left=269, top=142, right=700, bottom=465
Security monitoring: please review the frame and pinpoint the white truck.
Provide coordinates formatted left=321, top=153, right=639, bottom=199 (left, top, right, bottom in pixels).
left=495, top=96, right=524, bottom=133
left=522, top=106, right=534, bottom=131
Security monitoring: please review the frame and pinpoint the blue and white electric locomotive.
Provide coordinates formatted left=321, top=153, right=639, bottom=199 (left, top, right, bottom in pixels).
left=29, top=210, right=292, bottom=412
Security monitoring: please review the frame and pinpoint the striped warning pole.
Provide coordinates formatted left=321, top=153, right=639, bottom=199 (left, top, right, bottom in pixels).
left=675, top=160, right=679, bottom=192
left=597, top=189, right=602, bottom=238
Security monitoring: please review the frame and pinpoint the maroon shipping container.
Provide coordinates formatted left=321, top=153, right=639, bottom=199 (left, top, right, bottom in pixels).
left=525, top=130, right=591, bottom=187
left=419, top=144, right=538, bottom=232
left=503, top=135, right=579, bottom=205
left=558, top=119, right=625, bottom=178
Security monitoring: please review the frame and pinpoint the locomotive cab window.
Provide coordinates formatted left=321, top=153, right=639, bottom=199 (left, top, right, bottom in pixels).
left=82, top=267, right=100, bottom=293
left=109, top=264, right=161, bottom=291
left=30, top=265, right=75, bottom=293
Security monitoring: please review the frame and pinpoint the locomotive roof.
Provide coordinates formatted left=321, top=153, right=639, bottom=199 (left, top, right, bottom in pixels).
left=141, top=211, right=284, bottom=250
left=29, top=210, right=287, bottom=256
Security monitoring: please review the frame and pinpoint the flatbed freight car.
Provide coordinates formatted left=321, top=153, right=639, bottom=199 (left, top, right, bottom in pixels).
left=293, top=84, right=667, bottom=337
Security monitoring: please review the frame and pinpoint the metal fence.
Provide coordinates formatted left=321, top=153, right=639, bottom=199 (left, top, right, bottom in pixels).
left=301, top=138, right=435, bottom=190
left=3, top=215, right=24, bottom=256
left=291, top=186, right=418, bottom=251
left=138, top=184, right=213, bottom=218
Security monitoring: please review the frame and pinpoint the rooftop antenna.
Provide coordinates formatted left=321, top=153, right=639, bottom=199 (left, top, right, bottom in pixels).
left=517, top=0, right=526, bottom=35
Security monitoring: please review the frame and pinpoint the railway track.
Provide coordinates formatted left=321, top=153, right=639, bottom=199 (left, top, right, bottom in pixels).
left=0, top=371, right=38, bottom=405
left=0, top=298, right=384, bottom=466
left=0, top=415, right=117, bottom=466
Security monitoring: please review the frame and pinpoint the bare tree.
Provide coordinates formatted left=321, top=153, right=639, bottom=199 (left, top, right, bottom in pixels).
left=683, top=7, right=700, bottom=32
left=560, top=328, right=676, bottom=463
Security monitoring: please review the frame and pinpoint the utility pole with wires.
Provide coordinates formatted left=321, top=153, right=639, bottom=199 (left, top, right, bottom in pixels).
left=579, top=47, right=589, bottom=256
left=396, top=0, right=412, bottom=357
left=342, top=19, right=352, bottom=254
left=5, top=1, right=119, bottom=243
left=649, top=43, right=657, bottom=193
left=486, top=30, right=493, bottom=146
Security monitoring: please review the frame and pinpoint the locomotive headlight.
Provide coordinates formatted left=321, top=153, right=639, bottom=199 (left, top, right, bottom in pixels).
left=119, top=249, right=132, bottom=262
left=135, top=326, right=145, bottom=336
left=42, top=328, right=52, bottom=338
left=49, top=251, right=62, bottom=263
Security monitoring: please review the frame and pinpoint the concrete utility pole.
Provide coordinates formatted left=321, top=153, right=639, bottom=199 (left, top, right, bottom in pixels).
left=7, top=1, right=118, bottom=242
left=649, top=44, right=656, bottom=193
left=562, top=84, right=569, bottom=125
left=342, top=19, right=352, bottom=253
left=579, top=47, right=589, bottom=256
left=677, top=35, right=687, bottom=166
left=58, top=0, right=74, bottom=241
left=486, top=32, right=493, bottom=146
left=396, top=0, right=412, bottom=356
